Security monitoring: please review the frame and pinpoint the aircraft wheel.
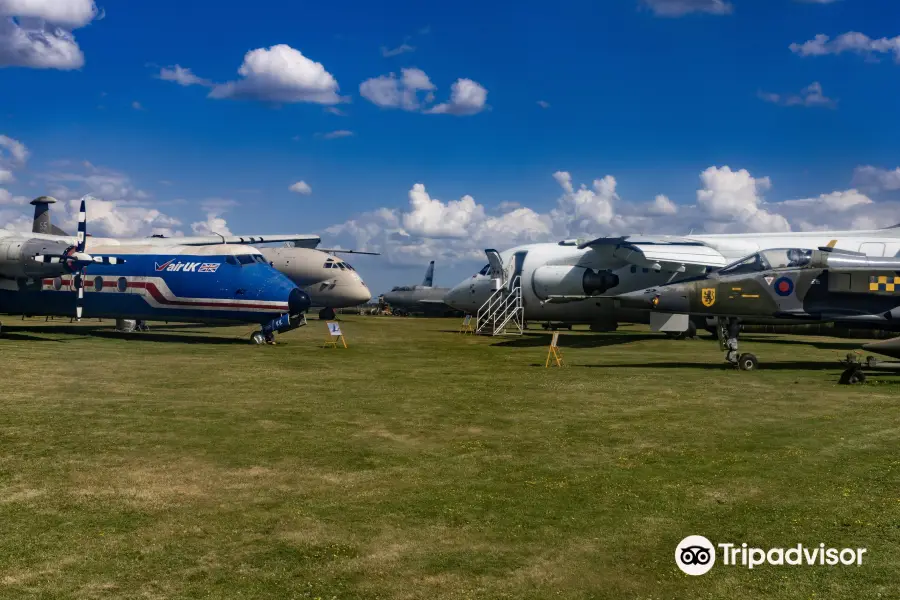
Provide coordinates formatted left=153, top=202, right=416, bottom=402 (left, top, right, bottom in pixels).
left=839, top=368, right=866, bottom=385
left=738, top=353, right=759, bottom=372
left=685, top=321, right=698, bottom=339
left=319, top=307, right=336, bottom=321
left=250, top=331, right=266, bottom=345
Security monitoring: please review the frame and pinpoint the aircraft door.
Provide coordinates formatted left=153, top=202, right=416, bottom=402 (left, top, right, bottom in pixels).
left=859, top=242, right=886, bottom=257
left=485, top=249, right=505, bottom=289
left=509, top=251, right=527, bottom=292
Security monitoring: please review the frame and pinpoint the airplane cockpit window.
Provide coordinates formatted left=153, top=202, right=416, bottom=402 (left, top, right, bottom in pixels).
left=237, top=254, right=255, bottom=265
left=721, top=248, right=814, bottom=276
left=253, top=255, right=267, bottom=264
left=719, top=253, right=769, bottom=276
left=478, top=264, right=491, bottom=276
left=226, top=255, right=239, bottom=266
left=337, top=263, right=346, bottom=270
left=761, top=248, right=813, bottom=269
left=324, top=262, right=333, bottom=268
left=344, top=263, right=355, bottom=271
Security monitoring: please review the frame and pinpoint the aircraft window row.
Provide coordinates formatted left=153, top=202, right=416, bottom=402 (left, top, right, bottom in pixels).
left=324, top=261, right=355, bottom=270
left=629, top=266, right=650, bottom=274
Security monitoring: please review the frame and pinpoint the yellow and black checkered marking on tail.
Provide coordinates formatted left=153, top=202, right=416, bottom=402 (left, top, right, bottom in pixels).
left=869, top=275, right=900, bottom=292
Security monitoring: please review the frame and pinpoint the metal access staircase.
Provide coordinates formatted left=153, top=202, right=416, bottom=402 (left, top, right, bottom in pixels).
left=475, top=276, right=524, bottom=336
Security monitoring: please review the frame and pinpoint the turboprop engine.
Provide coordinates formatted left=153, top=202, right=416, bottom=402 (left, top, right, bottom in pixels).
left=0, top=237, right=77, bottom=279
left=531, top=265, right=620, bottom=300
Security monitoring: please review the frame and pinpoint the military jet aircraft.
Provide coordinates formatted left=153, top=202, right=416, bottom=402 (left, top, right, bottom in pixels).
left=382, top=261, right=455, bottom=316
left=1, top=198, right=311, bottom=344
left=615, top=246, right=900, bottom=377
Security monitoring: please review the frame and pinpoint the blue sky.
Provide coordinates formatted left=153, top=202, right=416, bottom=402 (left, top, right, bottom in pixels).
left=1, top=0, right=900, bottom=293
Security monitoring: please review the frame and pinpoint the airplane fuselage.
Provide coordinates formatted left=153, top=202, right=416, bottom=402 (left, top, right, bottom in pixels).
left=0, top=242, right=308, bottom=326
left=260, top=247, right=371, bottom=309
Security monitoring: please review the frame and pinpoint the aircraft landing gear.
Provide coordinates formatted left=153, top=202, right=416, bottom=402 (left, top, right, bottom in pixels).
left=319, top=307, right=336, bottom=321
left=250, top=331, right=265, bottom=345
left=717, top=317, right=757, bottom=370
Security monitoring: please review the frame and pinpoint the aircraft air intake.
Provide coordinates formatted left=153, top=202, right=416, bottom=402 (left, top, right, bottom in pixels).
left=532, top=265, right=621, bottom=300
left=583, top=269, right=620, bottom=295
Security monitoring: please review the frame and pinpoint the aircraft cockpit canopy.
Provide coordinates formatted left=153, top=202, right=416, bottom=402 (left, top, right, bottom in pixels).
left=719, top=248, right=813, bottom=276
left=477, top=264, right=491, bottom=276
left=391, top=285, right=414, bottom=292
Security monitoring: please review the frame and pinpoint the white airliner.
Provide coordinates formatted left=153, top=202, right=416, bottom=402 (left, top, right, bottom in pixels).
left=443, top=228, right=900, bottom=331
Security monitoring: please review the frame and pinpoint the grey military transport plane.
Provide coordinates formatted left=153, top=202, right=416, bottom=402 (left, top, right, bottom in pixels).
left=617, top=246, right=900, bottom=381
left=382, top=261, right=455, bottom=316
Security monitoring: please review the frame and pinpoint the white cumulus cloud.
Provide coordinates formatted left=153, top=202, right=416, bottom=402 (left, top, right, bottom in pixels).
left=158, top=64, right=212, bottom=87
left=641, top=0, right=733, bottom=17
left=163, top=45, right=343, bottom=105
left=322, top=167, right=900, bottom=266
left=428, top=78, right=488, bottom=116
left=359, top=67, right=436, bottom=111
left=758, top=82, right=837, bottom=108
left=790, top=32, right=900, bottom=61
left=289, top=181, right=312, bottom=195
left=360, top=68, right=487, bottom=115
left=697, top=166, right=790, bottom=232
left=853, top=166, right=900, bottom=193
left=0, top=0, right=99, bottom=69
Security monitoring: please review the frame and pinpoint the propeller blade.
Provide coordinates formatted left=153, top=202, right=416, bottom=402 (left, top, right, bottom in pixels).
left=75, top=272, right=84, bottom=321
left=92, top=256, right=126, bottom=265
left=76, top=198, right=87, bottom=253
left=33, top=254, right=63, bottom=264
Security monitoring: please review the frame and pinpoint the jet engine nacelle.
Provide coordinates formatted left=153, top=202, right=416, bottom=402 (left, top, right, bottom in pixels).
left=0, top=237, right=73, bottom=279
left=531, top=265, right=620, bottom=300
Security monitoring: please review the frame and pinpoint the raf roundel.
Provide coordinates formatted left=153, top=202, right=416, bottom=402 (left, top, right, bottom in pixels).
left=774, top=276, right=794, bottom=297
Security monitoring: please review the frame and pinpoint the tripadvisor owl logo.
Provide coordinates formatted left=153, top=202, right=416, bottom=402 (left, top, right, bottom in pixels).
left=675, top=535, right=716, bottom=575
left=675, top=535, right=868, bottom=575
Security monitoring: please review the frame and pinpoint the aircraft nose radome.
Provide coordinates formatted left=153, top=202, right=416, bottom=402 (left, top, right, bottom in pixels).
left=289, top=288, right=311, bottom=314
left=355, top=284, right=373, bottom=305
left=443, top=285, right=466, bottom=310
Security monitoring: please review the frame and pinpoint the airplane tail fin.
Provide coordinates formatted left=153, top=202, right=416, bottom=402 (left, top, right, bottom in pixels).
left=422, top=260, right=435, bottom=287
left=30, top=196, right=69, bottom=235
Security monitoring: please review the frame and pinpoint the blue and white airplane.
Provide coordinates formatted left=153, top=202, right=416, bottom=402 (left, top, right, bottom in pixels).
left=0, top=198, right=313, bottom=344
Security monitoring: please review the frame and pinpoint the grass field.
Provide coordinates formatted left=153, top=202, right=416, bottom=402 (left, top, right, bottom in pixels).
left=1, top=316, right=898, bottom=599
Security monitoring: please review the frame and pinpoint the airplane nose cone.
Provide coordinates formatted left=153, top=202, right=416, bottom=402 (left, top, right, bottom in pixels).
left=443, top=286, right=465, bottom=310
left=354, top=283, right=373, bottom=305
left=289, top=288, right=311, bottom=314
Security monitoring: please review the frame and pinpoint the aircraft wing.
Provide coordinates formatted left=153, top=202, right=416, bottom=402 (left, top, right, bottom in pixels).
left=578, top=235, right=728, bottom=272
left=127, top=234, right=321, bottom=248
